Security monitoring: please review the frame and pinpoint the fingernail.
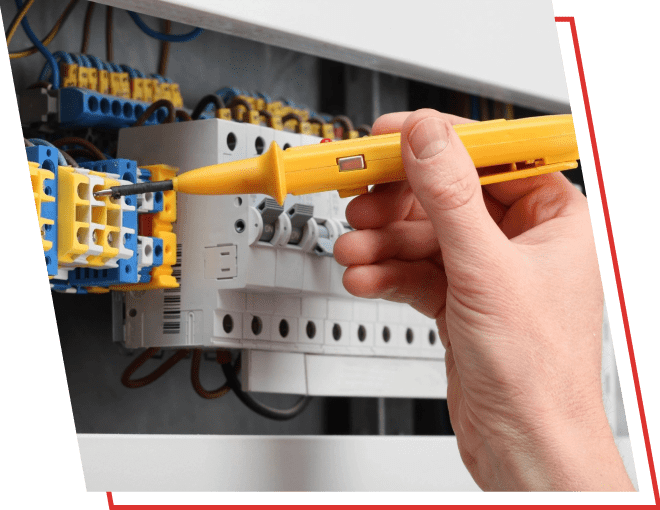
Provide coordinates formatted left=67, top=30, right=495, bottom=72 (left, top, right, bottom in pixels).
left=408, top=117, right=449, bottom=160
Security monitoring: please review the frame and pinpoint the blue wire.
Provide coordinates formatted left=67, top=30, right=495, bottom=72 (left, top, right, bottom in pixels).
left=15, top=0, right=60, bottom=88
left=86, top=55, right=107, bottom=71
left=38, top=51, right=72, bottom=82
left=127, top=11, right=203, bottom=42
left=29, top=139, right=67, bottom=166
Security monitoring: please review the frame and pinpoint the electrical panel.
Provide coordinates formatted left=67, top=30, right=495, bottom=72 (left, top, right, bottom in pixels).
left=117, top=119, right=446, bottom=398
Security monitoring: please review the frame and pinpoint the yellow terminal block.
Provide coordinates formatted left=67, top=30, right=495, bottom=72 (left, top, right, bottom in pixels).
left=170, top=83, right=184, bottom=108
left=216, top=107, right=233, bottom=122
left=76, top=66, right=93, bottom=90
left=143, top=78, right=159, bottom=103
left=112, top=165, right=178, bottom=291
left=87, top=67, right=99, bottom=91
left=29, top=161, right=55, bottom=252
left=109, top=71, right=131, bottom=98
left=57, top=165, right=91, bottom=264
left=130, top=77, right=148, bottom=101
left=97, top=69, right=110, bottom=95
left=157, top=82, right=172, bottom=103
left=60, top=63, right=78, bottom=88
left=167, top=115, right=579, bottom=205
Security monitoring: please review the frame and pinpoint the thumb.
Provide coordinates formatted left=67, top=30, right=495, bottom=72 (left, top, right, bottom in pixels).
left=401, top=109, right=508, bottom=274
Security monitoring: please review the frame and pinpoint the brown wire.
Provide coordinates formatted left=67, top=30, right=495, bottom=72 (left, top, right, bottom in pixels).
left=81, top=1, right=95, bottom=54
left=332, top=115, right=355, bottom=136
left=175, top=109, right=191, bottom=122
left=190, top=94, right=225, bottom=120
left=308, top=116, right=324, bottom=126
left=52, top=137, right=107, bottom=160
left=133, top=99, right=176, bottom=127
left=105, top=5, right=113, bottom=62
left=356, top=124, right=372, bottom=137
left=63, top=148, right=97, bottom=162
left=258, top=109, right=274, bottom=127
left=158, top=19, right=171, bottom=76
left=122, top=348, right=190, bottom=389
left=190, top=349, right=241, bottom=399
left=227, top=96, right=252, bottom=122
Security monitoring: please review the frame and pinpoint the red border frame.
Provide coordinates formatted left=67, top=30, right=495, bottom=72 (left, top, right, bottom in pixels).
left=105, top=17, right=658, bottom=507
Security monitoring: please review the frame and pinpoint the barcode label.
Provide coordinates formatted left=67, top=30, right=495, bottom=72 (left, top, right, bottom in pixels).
left=162, top=243, right=182, bottom=335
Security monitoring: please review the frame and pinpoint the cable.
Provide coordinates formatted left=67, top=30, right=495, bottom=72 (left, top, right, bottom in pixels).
left=122, top=347, right=190, bottom=389
left=133, top=99, right=175, bottom=127
left=24, top=138, right=34, bottom=147
left=190, top=349, right=241, bottom=399
left=9, top=0, right=79, bottom=60
left=52, top=137, right=107, bottom=160
left=190, top=94, right=225, bottom=120
left=227, top=96, right=252, bottom=122
left=158, top=19, right=171, bottom=76
left=175, top=109, right=191, bottom=122
left=28, top=138, right=67, bottom=166
left=356, top=124, right=372, bottom=137
left=59, top=149, right=79, bottom=167
left=14, top=0, right=60, bottom=88
left=105, top=5, right=113, bottom=62
left=80, top=1, right=95, bottom=53
left=5, top=0, right=35, bottom=46
left=127, top=11, right=203, bottom=42
left=220, top=355, right=313, bottom=421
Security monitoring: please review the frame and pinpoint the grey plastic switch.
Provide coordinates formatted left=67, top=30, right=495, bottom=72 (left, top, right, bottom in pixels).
left=287, top=204, right=314, bottom=245
left=257, top=198, right=284, bottom=242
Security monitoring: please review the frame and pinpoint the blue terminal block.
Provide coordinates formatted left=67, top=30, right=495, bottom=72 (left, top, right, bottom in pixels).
left=26, top=145, right=58, bottom=276
left=58, top=88, right=171, bottom=129
left=68, top=159, right=139, bottom=288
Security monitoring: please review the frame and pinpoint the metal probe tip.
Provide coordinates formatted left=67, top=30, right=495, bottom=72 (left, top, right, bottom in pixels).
left=94, top=188, right=117, bottom=198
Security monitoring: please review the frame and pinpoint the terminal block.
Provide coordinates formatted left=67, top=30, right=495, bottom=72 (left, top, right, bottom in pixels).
left=26, top=146, right=58, bottom=276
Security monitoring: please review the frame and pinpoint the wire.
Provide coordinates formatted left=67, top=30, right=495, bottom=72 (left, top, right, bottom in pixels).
left=5, top=0, right=35, bottom=46
left=133, top=99, right=175, bottom=127
left=9, top=0, right=79, bottom=60
left=28, top=138, right=67, bottom=166
left=59, top=149, right=79, bottom=167
left=356, top=124, right=372, bottom=137
left=158, top=19, right=171, bottom=76
left=190, top=349, right=241, bottom=399
left=24, top=138, right=34, bottom=147
left=122, top=347, right=190, bottom=389
left=80, top=1, right=95, bottom=53
left=227, top=96, right=252, bottom=122
left=14, top=0, right=60, bottom=88
left=332, top=115, right=355, bottom=139
left=105, top=5, right=113, bottom=62
left=52, top=137, right=107, bottom=160
left=175, top=109, right=192, bottom=122
left=127, top=11, right=203, bottom=42
left=190, top=94, right=226, bottom=120
left=220, top=355, right=313, bottom=421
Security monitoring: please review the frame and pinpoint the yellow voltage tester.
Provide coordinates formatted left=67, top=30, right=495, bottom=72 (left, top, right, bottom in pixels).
left=96, top=114, right=579, bottom=204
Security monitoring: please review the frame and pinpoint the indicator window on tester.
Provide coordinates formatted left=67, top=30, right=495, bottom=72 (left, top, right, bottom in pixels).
left=337, top=155, right=365, bottom=172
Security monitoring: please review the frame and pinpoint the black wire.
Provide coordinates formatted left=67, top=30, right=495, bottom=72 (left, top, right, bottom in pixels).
left=221, top=358, right=312, bottom=421
left=191, top=94, right=225, bottom=120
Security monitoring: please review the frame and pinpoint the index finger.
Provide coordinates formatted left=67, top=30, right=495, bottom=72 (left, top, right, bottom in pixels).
left=372, top=110, right=475, bottom=136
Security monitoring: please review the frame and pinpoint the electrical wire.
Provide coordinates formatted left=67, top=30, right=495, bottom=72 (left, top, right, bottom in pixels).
left=332, top=115, right=354, bottom=139
left=356, top=124, right=372, bottom=137
left=158, top=19, right=171, bottom=76
left=127, top=11, right=203, bottom=42
left=14, top=0, right=60, bottom=88
left=190, top=349, right=240, bottom=399
left=28, top=138, right=67, bottom=166
left=190, top=94, right=225, bottom=120
left=175, top=109, right=192, bottom=122
left=105, top=5, right=113, bottom=62
left=52, top=137, right=107, bottom=160
left=220, top=355, right=313, bottom=421
left=122, top=347, right=190, bottom=389
left=5, top=0, right=35, bottom=46
left=24, top=138, right=34, bottom=147
left=227, top=96, right=252, bottom=122
left=59, top=149, right=79, bottom=167
left=9, top=0, right=79, bottom=60
left=80, top=1, right=95, bottom=53
left=133, top=99, right=175, bottom=126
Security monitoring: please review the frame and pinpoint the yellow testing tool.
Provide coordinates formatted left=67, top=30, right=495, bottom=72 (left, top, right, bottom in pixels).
left=96, top=114, right=579, bottom=204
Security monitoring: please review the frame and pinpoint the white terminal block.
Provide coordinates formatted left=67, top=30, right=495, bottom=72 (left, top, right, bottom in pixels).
left=118, top=119, right=444, bottom=398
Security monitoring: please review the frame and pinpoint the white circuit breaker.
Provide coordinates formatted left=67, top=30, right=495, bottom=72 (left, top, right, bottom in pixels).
left=118, top=119, right=446, bottom=398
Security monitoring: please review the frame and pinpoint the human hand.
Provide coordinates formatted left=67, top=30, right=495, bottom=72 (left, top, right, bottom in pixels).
left=334, top=109, right=633, bottom=491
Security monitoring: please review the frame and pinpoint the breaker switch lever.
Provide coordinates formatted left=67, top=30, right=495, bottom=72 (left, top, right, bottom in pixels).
left=257, top=198, right=284, bottom=243
left=287, top=204, right=314, bottom=245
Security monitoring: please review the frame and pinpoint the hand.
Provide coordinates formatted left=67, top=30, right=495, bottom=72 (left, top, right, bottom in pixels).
left=334, top=109, right=634, bottom=491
